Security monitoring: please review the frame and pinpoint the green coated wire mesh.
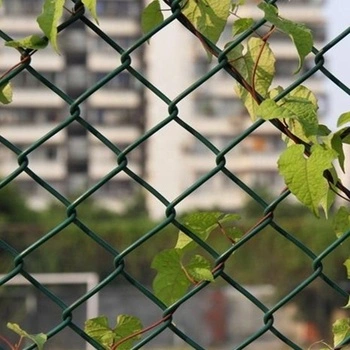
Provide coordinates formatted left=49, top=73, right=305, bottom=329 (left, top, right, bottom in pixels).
left=0, top=0, right=350, bottom=349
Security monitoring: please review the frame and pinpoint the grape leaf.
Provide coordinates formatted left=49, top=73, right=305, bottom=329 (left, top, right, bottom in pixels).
left=258, top=2, right=313, bottom=73
left=344, top=259, right=350, bottom=279
left=152, top=248, right=191, bottom=305
left=37, top=0, right=65, bottom=53
left=333, top=207, right=350, bottom=238
left=181, top=0, right=231, bottom=46
left=0, top=83, right=13, bottom=104
left=218, top=213, right=241, bottom=225
left=327, top=133, right=345, bottom=172
left=233, top=37, right=275, bottom=120
left=176, top=212, right=241, bottom=250
left=278, top=144, right=337, bottom=216
left=258, top=97, right=318, bottom=138
left=141, top=0, right=164, bottom=36
left=337, top=112, right=350, bottom=128
left=82, top=0, right=99, bottom=24
left=85, top=315, right=142, bottom=349
left=333, top=318, right=350, bottom=347
left=232, top=18, right=254, bottom=36
left=113, top=315, right=143, bottom=350
left=186, top=255, right=214, bottom=282
left=7, top=323, right=47, bottom=350
left=5, top=35, right=48, bottom=50
left=85, top=316, right=115, bottom=348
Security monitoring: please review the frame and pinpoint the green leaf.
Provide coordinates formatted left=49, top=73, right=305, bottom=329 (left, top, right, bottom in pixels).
left=232, top=18, right=254, bottom=36
left=175, top=212, right=224, bottom=250
left=141, top=0, right=164, bottom=36
left=233, top=37, right=275, bottom=120
left=258, top=97, right=318, bottom=137
left=85, top=316, right=115, bottom=348
left=258, top=2, right=313, bottom=73
left=181, top=0, right=231, bottom=46
left=328, top=133, right=345, bottom=172
left=218, top=213, right=241, bottom=225
left=5, top=35, right=48, bottom=50
left=7, top=323, right=47, bottom=350
left=344, top=259, right=350, bottom=279
left=37, top=0, right=65, bottom=53
left=225, top=42, right=244, bottom=64
left=225, top=227, right=244, bottom=242
left=278, top=144, right=337, bottom=216
left=0, top=83, right=13, bottom=104
left=337, top=112, right=350, bottom=128
left=114, top=315, right=143, bottom=350
left=82, top=0, right=99, bottom=24
left=334, top=207, right=350, bottom=238
left=186, top=255, right=214, bottom=282
left=152, top=248, right=190, bottom=305
left=333, top=318, right=350, bottom=347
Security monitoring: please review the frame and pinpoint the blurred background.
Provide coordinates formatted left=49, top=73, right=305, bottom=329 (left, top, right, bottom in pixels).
left=0, top=0, right=350, bottom=349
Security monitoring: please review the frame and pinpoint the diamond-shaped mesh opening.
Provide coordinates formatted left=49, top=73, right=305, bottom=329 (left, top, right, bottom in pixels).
left=0, top=0, right=350, bottom=349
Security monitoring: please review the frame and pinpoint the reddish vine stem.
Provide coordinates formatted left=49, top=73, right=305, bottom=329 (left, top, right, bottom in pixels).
left=0, top=334, right=15, bottom=350
left=161, top=0, right=350, bottom=201
left=0, top=54, right=31, bottom=81
left=251, top=25, right=276, bottom=102
left=110, top=314, right=172, bottom=350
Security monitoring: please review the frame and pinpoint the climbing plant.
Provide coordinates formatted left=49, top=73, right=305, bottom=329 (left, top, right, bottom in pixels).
left=1, top=0, right=350, bottom=349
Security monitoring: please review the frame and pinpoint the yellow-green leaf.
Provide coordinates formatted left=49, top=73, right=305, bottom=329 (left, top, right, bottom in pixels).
left=85, top=316, right=115, bottom=348
left=232, top=18, right=254, bottom=36
left=7, top=323, right=47, bottom=350
left=333, top=318, right=350, bottom=347
left=37, top=0, right=65, bottom=53
left=5, top=35, right=48, bottom=50
left=337, top=112, right=350, bottom=128
left=344, top=259, right=350, bottom=279
left=0, top=83, right=13, bottom=104
left=182, top=0, right=231, bottom=46
left=278, top=144, right=337, bottom=216
left=258, top=97, right=318, bottom=137
left=82, top=0, right=99, bottom=24
left=258, top=2, right=313, bottom=73
left=333, top=207, right=350, bottom=238
left=114, top=315, right=143, bottom=350
left=152, top=248, right=190, bottom=305
left=141, top=0, right=164, bottom=36
left=233, top=37, right=275, bottom=120
left=186, top=255, right=214, bottom=282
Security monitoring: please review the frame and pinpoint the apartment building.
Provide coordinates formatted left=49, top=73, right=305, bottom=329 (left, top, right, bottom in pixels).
left=0, top=0, right=326, bottom=217
left=146, top=0, right=326, bottom=218
left=0, top=0, right=145, bottom=211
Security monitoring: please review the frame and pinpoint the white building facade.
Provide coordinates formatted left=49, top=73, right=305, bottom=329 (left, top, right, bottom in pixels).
left=0, top=0, right=327, bottom=217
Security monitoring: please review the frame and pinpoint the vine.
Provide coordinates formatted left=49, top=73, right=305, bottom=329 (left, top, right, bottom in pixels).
left=1, top=0, right=350, bottom=349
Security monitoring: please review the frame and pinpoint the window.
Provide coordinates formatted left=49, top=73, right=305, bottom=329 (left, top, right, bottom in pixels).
left=98, top=179, right=135, bottom=197
left=96, top=0, right=140, bottom=18
left=89, top=35, right=138, bottom=52
left=12, top=71, right=59, bottom=88
left=4, top=1, right=42, bottom=15
left=196, top=96, right=244, bottom=118
left=0, top=108, right=61, bottom=125
left=16, top=145, right=59, bottom=162
left=93, top=71, right=135, bottom=89
left=88, top=109, right=139, bottom=127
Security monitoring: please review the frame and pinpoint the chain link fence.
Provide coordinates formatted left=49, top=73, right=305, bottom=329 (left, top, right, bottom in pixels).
left=0, top=0, right=350, bottom=349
